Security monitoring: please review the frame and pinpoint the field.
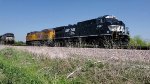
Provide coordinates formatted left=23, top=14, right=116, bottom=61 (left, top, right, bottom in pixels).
left=0, top=45, right=150, bottom=84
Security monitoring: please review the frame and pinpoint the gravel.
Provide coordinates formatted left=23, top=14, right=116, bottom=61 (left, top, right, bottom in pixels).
left=1, top=45, right=150, bottom=62
left=10, top=46, right=150, bottom=63
left=0, top=45, right=7, bottom=50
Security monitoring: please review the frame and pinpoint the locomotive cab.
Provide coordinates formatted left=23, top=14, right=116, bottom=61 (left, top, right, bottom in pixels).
left=0, top=33, right=15, bottom=45
left=105, top=15, right=129, bottom=35
left=97, top=15, right=130, bottom=47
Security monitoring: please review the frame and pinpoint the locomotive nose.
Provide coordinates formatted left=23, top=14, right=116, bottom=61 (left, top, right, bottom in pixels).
left=108, top=25, right=125, bottom=32
left=6, top=37, right=14, bottom=41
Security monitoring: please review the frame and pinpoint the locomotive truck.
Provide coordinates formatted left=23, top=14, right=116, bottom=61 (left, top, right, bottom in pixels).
left=26, top=15, right=130, bottom=48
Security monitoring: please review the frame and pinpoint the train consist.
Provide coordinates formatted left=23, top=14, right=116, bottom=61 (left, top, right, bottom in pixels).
left=26, top=15, right=130, bottom=48
left=0, top=33, right=15, bottom=45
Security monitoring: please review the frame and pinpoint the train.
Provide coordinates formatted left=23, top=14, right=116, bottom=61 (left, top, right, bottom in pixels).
left=0, top=33, right=15, bottom=45
left=26, top=15, right=130, bottom=48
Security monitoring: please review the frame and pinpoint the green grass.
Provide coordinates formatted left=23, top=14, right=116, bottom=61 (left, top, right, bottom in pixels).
left=0, top=48, right=150, bottom=84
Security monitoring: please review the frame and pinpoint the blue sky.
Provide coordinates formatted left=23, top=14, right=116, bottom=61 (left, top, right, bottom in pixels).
left=0, top=0, right=150, bottom=41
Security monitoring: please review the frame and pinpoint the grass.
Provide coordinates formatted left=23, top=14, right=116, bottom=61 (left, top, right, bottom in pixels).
left=0, top=48, right=150, bottom=84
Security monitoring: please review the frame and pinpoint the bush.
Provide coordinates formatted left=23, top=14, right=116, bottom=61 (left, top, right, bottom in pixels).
left=129, top=36, right=150, bottom=46
left=14, top=41, right=26, bottom=46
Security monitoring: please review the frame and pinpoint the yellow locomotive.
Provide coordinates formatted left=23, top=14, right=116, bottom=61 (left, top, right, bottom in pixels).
left=26, top=29, right=55, bottom=46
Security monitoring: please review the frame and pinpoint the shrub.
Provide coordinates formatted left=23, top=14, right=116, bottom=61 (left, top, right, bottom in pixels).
left=129, top=36, right=150, bottom=46
left=14, top=41, right=26, bottom=46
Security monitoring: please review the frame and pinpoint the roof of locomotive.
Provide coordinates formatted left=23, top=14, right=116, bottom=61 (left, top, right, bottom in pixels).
left=27, top=28, right=54, bottom=35
left=4, top=33, right=14, bottom=35
left=3, top=33, right=14, bottom=36
left=41, top=28, right=54, bottom=32
left=27, top=31, right=39, bottom=35
left=0, top=33, right=15, bottom=37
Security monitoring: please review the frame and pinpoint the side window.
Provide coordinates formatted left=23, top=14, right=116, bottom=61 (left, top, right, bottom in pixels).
left=102, top=18, right=105, bottom=23
left=100, top=19, right=103, bottom=23
left=98, top=18, right=104, bottom=24
left=97, top=19, right=103, bottom=28
left=96, top=19, right=101, bottom=25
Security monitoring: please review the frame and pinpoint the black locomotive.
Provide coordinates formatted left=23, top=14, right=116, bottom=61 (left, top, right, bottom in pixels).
left=0, top=33, right=15, bottom=45
left=54, top=15, right=130, bottom=48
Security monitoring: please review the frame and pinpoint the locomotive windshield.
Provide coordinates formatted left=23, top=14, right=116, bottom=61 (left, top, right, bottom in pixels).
left=105, top=18, right=118, bottom=24
left=4, top=33, right=14, bottom=37
left=112, top=21, right=125, bottom=26
left=105, top=16, right=118, bottom=25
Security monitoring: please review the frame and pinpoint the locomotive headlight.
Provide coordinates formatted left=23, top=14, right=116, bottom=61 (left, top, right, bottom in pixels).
left=108, top=25, right=125, bottom=32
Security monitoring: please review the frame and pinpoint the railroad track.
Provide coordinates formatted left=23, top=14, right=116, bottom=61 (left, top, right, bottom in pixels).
left=10, top=44, right=150, bottom=50
left=123, top=46, right=150, bottom=50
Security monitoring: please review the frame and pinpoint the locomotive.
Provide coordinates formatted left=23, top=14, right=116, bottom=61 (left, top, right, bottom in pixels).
left=26, top=15, right=130, bottom=48
left=26, top=29, right=55, bottom=46
left=0, top=33, right=15, bottom=45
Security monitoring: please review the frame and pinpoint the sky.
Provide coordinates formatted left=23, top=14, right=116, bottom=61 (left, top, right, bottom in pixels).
left=0, top=0, right=150, bottom=41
